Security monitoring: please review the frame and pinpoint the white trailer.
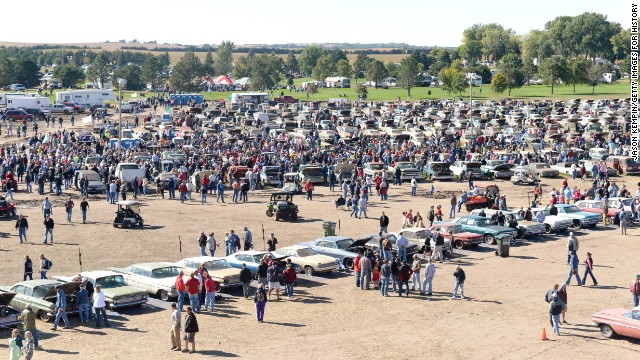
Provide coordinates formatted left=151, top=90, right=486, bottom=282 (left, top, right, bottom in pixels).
left=325, top=77, right=351, bottom=88
left=5, top=95, right=49, bottom=109
left=230, top=92, right=270, bottom=105
left=56, top=89, right=115, bottom=107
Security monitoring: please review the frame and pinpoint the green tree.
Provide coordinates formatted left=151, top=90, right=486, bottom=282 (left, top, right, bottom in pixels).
left=386, top=62, right=399, bottom=79
left=521, top=58, right=538, bottom=85
left=214, top=40, right=235, bottom=75
left=86, top=53, right=112, bottom=88
left=586, top=63, right=606, bottom=95
left=466, top=64, right=492, bottom=84
left=203, top=51, right=215, bottom=75
left=567, top=57, right=590, bottom=93
left=169, top=52, right=204, bottom=92
left=53, top=64, right=84, bottom=88
left=458, top=40, right=483, bottom=63
left=312, top=55, right=336, bottom=82
left=285, top=52, right=299, bottom=74
left=438, top=66, right=466, bottom=96
left=610, top=28, right=631, bottom=61
left=365, top=60, right=388, bottom=88
left=141, top=56, right=165, bottom=90
left=545, top=16, right=576, bottom=58
left=397, top=57, right=422, bottom=97
left=336, top=59, right=351, bottom=78
left=232, top=56, right=250, bottom=79
left=158, top=51, right=170, bottom=71
left=306, top=82, right=318, bottom=99
left=521, top=30, right=554, bottom=62
left=498, top=54, right=525, bottom=96
left=0, top=58, right=17, bottom=86
left=298, top=46, right=326, bottom=75
left=490, top=73, right=508, bottom=95
left=113, top=64, right=143, bottom=90
left=352, top=53, right=370, bottom=84
left=539, top=55, right=569, bottom=94
left=249, top=54, right=283, bottom=90
left=570, top=12, right=620, bottom=62
left=15, top=58, right=40, bottom=88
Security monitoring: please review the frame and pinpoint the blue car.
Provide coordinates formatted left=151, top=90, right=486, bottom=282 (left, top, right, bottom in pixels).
left=298, top=236, right=370, bottom=269
left=224, top=251, right=301, bottom=277
left=448, top=215, right=518, bottom=245
left=545, top=204, right=601, bottom=229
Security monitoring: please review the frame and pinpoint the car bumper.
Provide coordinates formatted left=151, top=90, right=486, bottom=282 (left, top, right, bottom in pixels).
left=0, top=316, right=21, bottom=328
left=432, top=174, right=454, bottom=180
left=315, top=264, right=340, bottom=273
left=540, top=172, right=559, bottom=177
left=110, top=298, right=148, bottom=309
left=400, top=173, right=421, bottom=180
left=220, top=281, right=243, bottom=288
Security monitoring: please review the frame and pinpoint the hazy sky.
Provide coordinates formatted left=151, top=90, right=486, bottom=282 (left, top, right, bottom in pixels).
left=3, top=0, right=629, bottom=47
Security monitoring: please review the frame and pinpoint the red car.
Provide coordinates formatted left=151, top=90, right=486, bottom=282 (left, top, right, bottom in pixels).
left=3, top=109, right=34, bottom=122
left=429, top=223, right=483, bottom=250
left=592, top=306, right=640, bottom=339
left=62, top=102, right=85, bottom=113
left=575, top=200, right=621, bottom=222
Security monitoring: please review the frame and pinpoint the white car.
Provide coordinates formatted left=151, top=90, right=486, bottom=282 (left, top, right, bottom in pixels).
left=272, top=246, right=340, bottom=275
left=450, top=161, right=483, bottom=179
left=529, top=208, right=573, bottom=233
left=111, top=262, right=184, bottom=301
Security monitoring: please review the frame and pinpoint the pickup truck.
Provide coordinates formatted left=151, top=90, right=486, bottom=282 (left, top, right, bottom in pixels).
left=47, top=103, right=74, bottom=114
left=450, top=161, right=483, bottom=180
left=363, top=162, right=392, bottom=180
left=114, top=163, right=145, bottom=187
left=388, top=162, right=421, bottom=182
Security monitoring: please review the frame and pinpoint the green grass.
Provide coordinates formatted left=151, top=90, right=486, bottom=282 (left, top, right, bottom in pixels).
left=42, top=79, right=631, bottom=105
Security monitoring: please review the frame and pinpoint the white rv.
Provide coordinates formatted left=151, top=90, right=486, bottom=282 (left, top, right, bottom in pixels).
left=325, top=77, right=351, bottom=88
left=230, top=92, right=270, bottom=105
left=600, top=73, right=617, bottom=84
left=466, top=73, right=482, bottom=87
left=56, top=89, right=115, bottom=107
left=5, top=95, right=49, bottom=109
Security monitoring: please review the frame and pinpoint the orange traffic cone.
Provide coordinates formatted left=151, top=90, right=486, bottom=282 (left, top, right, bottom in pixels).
left=541, top=328, right=548, bottom=341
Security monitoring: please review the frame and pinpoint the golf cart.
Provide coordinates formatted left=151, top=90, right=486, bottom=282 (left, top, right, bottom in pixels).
left=282, top=172, right=302, bottom=193
left=511, top=171, right=540, bottom=185
left=0, top=196, right=16, bottom=217
left=266, top=191, right=299, bottom=221
left=113, top=200, right=144, bottom=228
left=464, top=183, right=500, bottom=211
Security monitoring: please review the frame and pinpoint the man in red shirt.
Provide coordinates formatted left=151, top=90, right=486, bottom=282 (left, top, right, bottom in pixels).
left=185, top=273, right=200, bottom=313
left=175, top=271, right=186, bottom=312
left=202, top=273, right=217, bottom=312
left=304, top=180, right=314, bottom=201
left=353, top=252, right=362, bottom=288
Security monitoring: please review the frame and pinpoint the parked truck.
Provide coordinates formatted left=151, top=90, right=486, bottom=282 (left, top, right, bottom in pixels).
left=114, top=163, right=145, bottom=188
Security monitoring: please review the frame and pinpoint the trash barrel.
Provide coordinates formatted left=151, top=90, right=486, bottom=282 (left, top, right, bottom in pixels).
left=322, top=221, right=337, bottom=236
left=495, top=237, right=511, bottom=257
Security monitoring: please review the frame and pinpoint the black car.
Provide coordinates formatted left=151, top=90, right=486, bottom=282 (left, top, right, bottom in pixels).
left=23, top=108, right=49, bottom=120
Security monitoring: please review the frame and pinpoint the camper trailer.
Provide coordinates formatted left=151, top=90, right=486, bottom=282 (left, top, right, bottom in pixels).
left=325, top=77, right=351, bottom=88
left=56, top=89, right=115, bottom=107
left=5, top=95, right=49, bottom=109
left=601, top=73, right=617, bottom=84
left=230, top=92, right=270, bottom=105
left=466, top=73, right=482, bottom=87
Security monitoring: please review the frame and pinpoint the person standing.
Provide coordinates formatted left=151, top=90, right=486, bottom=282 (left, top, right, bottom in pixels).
left=545, top=284, right=560, bottom=326
left=582, top=252, right=598, bottom=286
left=23, top=255, right=33, bottom=281
left=359, top=254, right=372, bottom=290
left=411, top=254, right=422, bottom=292
left=93, top=285, right=109, bottom=328
left=50, top=285, right=71, bottom=330
left=620, top=210, right=628, bottom=235
left=304, top=179, right=314, bottom=201
left=379, top=260, right=391, bottom=297
left=75, top=283, right=89, bottom=323
left=64, top=196, right=74, bottom=222
left=428, top=206, right=436, bottom=227
left=382, top=236, right=393, bottom=263
left=9, top=329, right=21, bottom=360
left=358, top=195, right=367, bottom=219
left=398, top=261, right=412, bottom=297
left=379, top=212, right=389, bottom=233
left=432, top=232, right=445, bottom=263
left=422, top=258, right=436, bottom=296
left=206, top=233, right=217, bottom=257
left=202, top=273, right=216, bottom=312
left=396, top=234, right=408, bottom=263
left=565, top=250, right=582, bottom=286
left=353, top=252, right=362, bottom=287
left=410, top=177, right=417, bottom=196
left=39, top=254, right=50, bottom=279
left=631, top=274, right=640, bottom=307
left=175, top=271, right=186, bottom=312
left=182, top=307, right=199, bottom=354
left=185, top=273, right=201, bottom=313
left=450, top=193, right=457, bottom=218
left=557, top=283, right=569, bottom=324
left=452, top=265, right=466, bottom=300
left=216, top=180, right=225, bottom=203
left=254, top=284, right=268, bottom=323
left=283, top=264, right=297, bottom=299
left=257, top=258, right=269, bottom=288
left=80, top=198, right=89, bottom=224
left=20, top=304, right=38, bottom=349
left=43, top=215, right=54, bottom=244
left=239, top=263, right=253, bottom=299
left=243, top=227, right=253, bottom=251
left=170, top=303, right=181, bottom=352
left=15, top=214, right=28, bottom=243
left=566, top=232, right=579, bottom=264
left=41, top=197, right=52, bottom=219
left=267, top=233, right=278, bottom=251
left=197, top=231, right=207, bottom=256
left=549, top=293, right=564, bottom=336
left=267, top=261, right=281, bottom=300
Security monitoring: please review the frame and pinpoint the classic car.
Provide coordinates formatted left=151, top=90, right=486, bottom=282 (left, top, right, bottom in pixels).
left=480, top=162, right=514, bottom=179
left=592, top=306, right=640, bottom=339
left=470, top=209, right=546, bottom=237
left=298, top=236, right=370, bottom=269
left=0, top=291, right=21, bottom=328
left=0, top=280, right=80, bottom=321
left=174, top=256, right=242, bottom=288
left=363, top=233, right=420, bottom=258
left=260, top=166, right=282, bottom=186
left=525, top=163, right=559, bottom=178
left=110, top=263, right=183, bottom=301
left=449, top=216, right=518, bottom=245
left=387, top=162, right=421, bottom=181
left=297, top=165, right=324, bottom=184
left=55, top=271, right=148, bottom=309
left=544, top=204, right=600, bottom=229
left=422, top=161, right=454, bottom=181
left=607, top=197, right=634, bottom=213
left=450, top=161, right=483, bottom=179
left=224, top=251, right=302, bottom=277
left=550, top=162, right=578, bottom=176
left=429, top=223, right=483, bottom=250
left=395, top=227, right=452, bottom=254
left=606, top=156, right=640, bottom=175
left=575, top=200, right=622, bottom=222
left=273, top=246, right=340, bottom=275
left=363, top=162, right=392, bottom=180
left=528, top=208, right=573, bottom=233
left=579, top=160, right=617, bottom=177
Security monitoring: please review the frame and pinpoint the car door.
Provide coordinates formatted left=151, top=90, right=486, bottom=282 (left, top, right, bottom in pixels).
left=10, top=285, right=28, bottom=309
left=316, top=241, right=336, bottom=255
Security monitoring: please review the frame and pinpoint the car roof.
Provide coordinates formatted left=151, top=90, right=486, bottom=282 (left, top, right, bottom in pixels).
left=229, top=250, right=270, bottom=256
left=177, top=256, right=224, bottom=263
left=80, top=270, right=123, bottom=278
left=458, top=215, right=487, bottom=220
left=14, top=279, right=62, bottom=287
left=127, top=262, right=176, bottom=270
left=313, top=236, right=352, bottom=242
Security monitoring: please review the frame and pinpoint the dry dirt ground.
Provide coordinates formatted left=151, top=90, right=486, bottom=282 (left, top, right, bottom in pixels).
left=1, top=118, right=640, bottom=359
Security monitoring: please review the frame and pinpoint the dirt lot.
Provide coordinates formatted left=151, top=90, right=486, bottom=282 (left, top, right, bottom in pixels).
left=0, top=119, right=639, bottom=359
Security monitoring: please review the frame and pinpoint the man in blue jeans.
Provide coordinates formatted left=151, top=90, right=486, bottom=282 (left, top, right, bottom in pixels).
left=185, top=272, right=200, bottom=313
left=565, top=250, right=582, bottom=285
left=396, top=234, right=408, bottom=263
left=422, top=258, right=436, bottom=295
left=379, top=260, right=391, bottom=296
left=175, top=271, right=186, bottom=312
left=51, top=286, right=71, bottom=330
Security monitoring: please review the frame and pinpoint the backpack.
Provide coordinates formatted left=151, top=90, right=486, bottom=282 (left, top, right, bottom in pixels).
left=44, top=258, right=52, bottom=270
left=631, top=281, right=640, bottom=294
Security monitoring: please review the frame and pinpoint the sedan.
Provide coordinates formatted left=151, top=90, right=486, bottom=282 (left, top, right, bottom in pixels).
left=174, top=257, right=242, bottom=288
left=526, top=163, right=559, bottom=178
left=429, top=223, right=483, bottom=250
left=449, top=216, right=518, bottom=245
left=0, top=280, right=80, bottom=321
left=55, top=271, right=148, bottom=309
left=298, top=236, right=370, bottom=269
left=225, top=251, right=301, bottom=277
left=0, top=291, right=21, bottom=328
left=273, top=246, right=340, bottom=275
left=592, top=306, right=640, bottom=340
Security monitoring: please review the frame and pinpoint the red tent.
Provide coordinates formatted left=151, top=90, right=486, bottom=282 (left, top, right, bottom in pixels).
left=214, top=75, right=233, bottom=85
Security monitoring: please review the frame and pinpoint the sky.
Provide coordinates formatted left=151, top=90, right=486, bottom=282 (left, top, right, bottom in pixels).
left=2, top=0, right=629, bottom=47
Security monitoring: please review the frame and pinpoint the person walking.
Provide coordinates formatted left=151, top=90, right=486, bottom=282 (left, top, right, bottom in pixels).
left=631, top=274, right=640, bottom=307
left=359, top=254, right=372, bottom=290
left=80, top=198, right=89, bottom=223
left=197, top=231, right=207, bottom=256
left=64, top=196, right=74, bottom=222
left=283, top=264, right=297, bottom=299
left=582, top=252, right=598, bottom=285
left=39, top=254, right=50, bottom=279
left=41, top=197, right=52, bottom=219
left=410, top=254, right=422, bottom=293
left=358, top=195, right=367, bottom=219
left=182, top=307, right=199, bottom=354
left=545, top=284, right=560, bottom=326
left=50, top=285, right=71, bottom=330
left=398, top=260, right=412, bottom=297
left=349, top=195, right=358, bottom=217
left=452, top=265, right=466, bottom=300
left=422, top=258, right=436, bottom=296
left=239, top=263, right=253, bottom=299
left=267, top=233, right=278, bottom=251
left=15, top=214, right=28, bottom=243
left=93, top=285, right=109, bottom=328
left=565, top=232, right=579, bottom=264
left=202, top=273, right=216, bottom=312
left=549, top=293, right=565, bottom=336
left=243, top=227, right=253, bottom=251
left=379, top=260, right=391, bottom=297
left=43, top=215, right=54, bottom=244
left=254, top=284, right=268, bottom=322
left=23, top=255, right=33, bottom=281
left=20, top=304, right=38, bottom=349
left=565, top=250, right=582, bottom=286
left=170, top=303, right=181, bottom=352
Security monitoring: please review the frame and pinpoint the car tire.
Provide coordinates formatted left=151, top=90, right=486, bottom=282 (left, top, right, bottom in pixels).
left=123, top=221, right=131, bottom=229
left=343, top=257, right=354, bottom=269
left=572, top=220, right=582, bottom=229
left=8, top=117, right=14, bottom=121
left=139, top=219, right=144, bottom=227
left=544, top=224, right=552, bottom=234
left=454, top=240, right=464, bottom=250
left=63, top=110, right=69, bottom=115
left=600, top=324, right=616, bottom=338
left=37, top=310, right=51, bottom=322
left=159, top=290, right=170, bottom=301
left=10, top=208, right=16, bottom=217
left=484, top=234, right=495, bottom=245
left=304, top=266, right=314, bottom=276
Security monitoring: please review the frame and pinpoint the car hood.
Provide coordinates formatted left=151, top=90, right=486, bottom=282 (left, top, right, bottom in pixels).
left=453, top=232, right=483, bottom=239
left=208, top=268, right=242, bottom=280
left=0, top=291, right=17, bottom=306
left=103, top=286, right=147, bottom=298
left=480, top=225, right=517, bottom=233
left=593, top=308, right=628, bottom=319
left=303, top=254, right=339, bottom=264
left=348, top=238, right=371, bottom=249
left=43, top=282, right=81, bottom=298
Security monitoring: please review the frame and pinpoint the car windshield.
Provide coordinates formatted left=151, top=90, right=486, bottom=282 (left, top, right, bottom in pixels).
left=535, top=164, right=550, bottom=169
left=150, top=267, right=180, bottom=278
left=369, top=164, right=384, bottom=170
left=466, top=163, right=482, bottom=170
left=396, top=163, right=416, bottom=169
left=335, top=239, right=355, bottom=249
left=203, top=260, right=231, bottom=270
left=32, top=285, right=54, bottom=298
left=620, top=158, right=636, bottom=165
left=96, top=275, right=127, bottom=288
left=431, top=163, right=448, bottom=171
left=253, top=254, right=269, bottom=263
left=561, top=206, right=582, bottom=213
left=296, top=248, right=316, bottom=257
left=446, top=225, right=465, bottom=233
left=303, top=169, right=322, bottom=176
left=475, top=218, right=494, bottom=226
left=412, top=230, right=430, bottom=238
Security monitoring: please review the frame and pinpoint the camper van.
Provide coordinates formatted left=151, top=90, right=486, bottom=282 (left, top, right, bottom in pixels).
left=230, top=92, right=270, bottom=105
left=466, top=73, right=482, bottom=87
left=600, top=73, right=617, bottom=84
left=56, top=89, right=115, bottom=107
